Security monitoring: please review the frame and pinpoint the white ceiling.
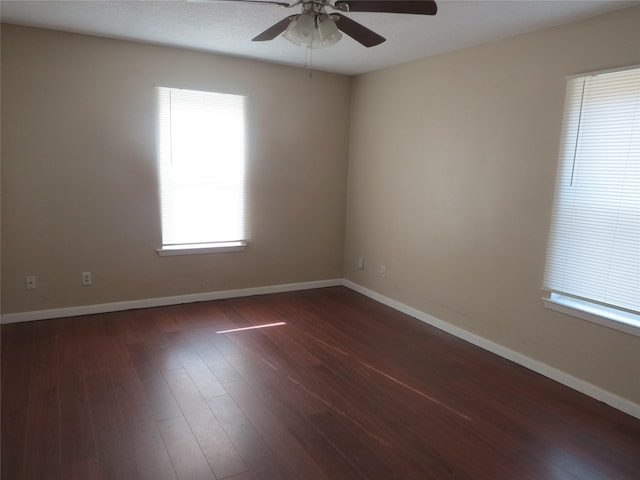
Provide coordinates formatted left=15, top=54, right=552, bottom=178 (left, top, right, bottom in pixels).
left=2, top=0, right=638, bottom=75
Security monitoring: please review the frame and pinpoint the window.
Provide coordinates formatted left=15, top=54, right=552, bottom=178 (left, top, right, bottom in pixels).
left=543, top=66, right=640, bottom=336
left=156, top=87, right=247, bottom=255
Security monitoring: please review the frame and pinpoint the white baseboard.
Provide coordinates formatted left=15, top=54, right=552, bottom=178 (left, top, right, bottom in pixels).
left=343, top=279, right=640, bottom=420
left=2, top=277, right=637, bottom=420
left=0, top=278, right=343, bottom=325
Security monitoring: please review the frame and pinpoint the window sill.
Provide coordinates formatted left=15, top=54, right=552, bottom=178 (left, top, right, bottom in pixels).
left=157, top=241, right=246, bottom=256
left=543, top=293, right=640, bottom=338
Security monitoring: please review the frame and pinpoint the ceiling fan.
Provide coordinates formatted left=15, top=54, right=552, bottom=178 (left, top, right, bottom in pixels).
left=211, top=0, right=438, bottom=49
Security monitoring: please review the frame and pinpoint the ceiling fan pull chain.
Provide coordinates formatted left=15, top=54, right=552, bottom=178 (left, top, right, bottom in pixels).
left=305, top=43, right=314, bottom=77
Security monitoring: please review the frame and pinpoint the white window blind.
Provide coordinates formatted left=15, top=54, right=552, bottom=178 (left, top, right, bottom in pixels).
left=543, top=66, right=640, bottom=319
left=157, top=87, right=247, bottom=250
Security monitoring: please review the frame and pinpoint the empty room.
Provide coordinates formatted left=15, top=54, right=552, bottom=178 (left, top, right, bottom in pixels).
left=1, top=1, right=639, bottom=479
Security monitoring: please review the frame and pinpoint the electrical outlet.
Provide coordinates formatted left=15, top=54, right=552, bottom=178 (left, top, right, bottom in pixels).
left=358, top=257, right=365, bottom=270
left=82, top=272, right=92, bottom=286
left=26, top=275, right=37, bottom=290
left=380, top=265, right=386, bottom=277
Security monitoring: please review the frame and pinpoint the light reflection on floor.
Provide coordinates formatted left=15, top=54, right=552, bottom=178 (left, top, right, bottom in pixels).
left=216, top=321, right=286, bottom=334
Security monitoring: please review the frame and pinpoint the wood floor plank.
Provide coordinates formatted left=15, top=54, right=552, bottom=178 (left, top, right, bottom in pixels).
left=147, top=341, right=184, bottom=373
left=245, top=376, right=365, bottom=480
left=55, top=317, right=82, bottom=365
left=228, top=299, right=322, bottom=368
left=76, top=320, right=110, bottom=377
left=112, top=368, right=150, bottom=412
left=98, top=317, right=136, bottom=374
left=250, top=367, right=328, bottom=418
left=157, top=415, right=216, bottom=480
left=1, top=408, right=28, bottom=480
left=121, top=405, right=177, bottom=480
left=61, top=458, right=103, bottom=480
left=206, top=393, right=294, bottom=480
left=164, top=331, right=228, bottom=398
left=224, top=473, right=256, bottom=480
left=85, top=373, right=137, bottom=479
left=1, top=325, right=35, bottom=479
left=22, top=408, right=61, bottom=479
left=185, top=326, right=244, bottom=385
left=183, top=405, right=248, bottom=479
left=140, top=374, right=184, bottom=422
left=58, top=361, right=96, bottom=465
left=164, top=367, right=211, bottom=413
left=309, top=410, right=396, bottom=480
left=224, top=379, right=330, bottom=480
left=22, top=323, right=62, bottom=479
left=127, top=342, right=183, bottom=421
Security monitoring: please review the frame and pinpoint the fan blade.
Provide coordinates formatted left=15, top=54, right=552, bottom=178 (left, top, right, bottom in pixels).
left=252, top=16, right=295, bottom=41
left=335, top=0, right=437, bottom=15
left=333, top=13, right=385, bottom=47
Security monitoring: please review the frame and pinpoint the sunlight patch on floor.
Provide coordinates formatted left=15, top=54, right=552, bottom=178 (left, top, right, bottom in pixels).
left=216, top=321, right=286, bottom=334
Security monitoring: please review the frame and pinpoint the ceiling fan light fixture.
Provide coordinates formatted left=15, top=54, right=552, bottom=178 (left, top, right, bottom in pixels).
left=318, top=15, right=342, bottom=47
left=291, top=11, right=315, bottom=44
left=281, top=7, right=344, bottom=49
left=309, top=28, right=324, bottom=49
left=282, top=17, right=303, bottom=45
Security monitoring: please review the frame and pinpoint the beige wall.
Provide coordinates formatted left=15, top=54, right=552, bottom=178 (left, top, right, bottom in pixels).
left=1, top=25, right=351, bottom=313
left=344, top=7, right=640, bottom=404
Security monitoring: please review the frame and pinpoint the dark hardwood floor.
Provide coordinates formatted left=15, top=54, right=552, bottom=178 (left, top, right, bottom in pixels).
left=2, top=286, right=639, bottom=479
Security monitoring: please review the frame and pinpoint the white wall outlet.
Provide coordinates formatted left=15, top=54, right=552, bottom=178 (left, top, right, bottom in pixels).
left=26, top=275, right=37, bottom=290
left=358, top=257, right=365, bottom=270
left=82, top=271, right=92, bottom=286
left=380, top=265, right=386, bottom=277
